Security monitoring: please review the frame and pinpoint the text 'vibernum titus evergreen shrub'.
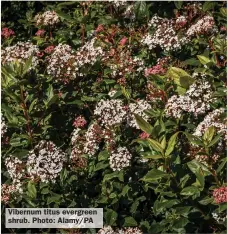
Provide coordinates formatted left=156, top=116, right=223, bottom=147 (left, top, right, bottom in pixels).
left=1, top=1, right=227, bottom=233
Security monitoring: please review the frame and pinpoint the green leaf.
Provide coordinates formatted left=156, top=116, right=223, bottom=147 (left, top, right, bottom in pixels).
left=187, top=159, right=211, bottom=176
left=98, top=150, right=109, bottom=161
left=203, top=2, right=216, bottom=12
left=207, top=134, right=221, bottom=147
left=105, top=209, right=117, bottom=226
left=147, top=138, right=164, bottom=155
left=134, top=114, right=153, bottom=134
left=142, top=169, right=168, bottom=182
left=173, top=217, right=189, bottom=229
left=220, top=7, right=227, bottom=17
left=103, top=171, right=124, bottom=182
left=47, top=95, right=59, bottom=107
left=195, top=168, right=205, bottom=188
left=203, top=126, right=215, bottom=143
left=27, top=181, right=37, bottom=199
left=198, top=196, right=214, bottom=205
left=134, top=1, right=147, bottom=20
left=174, top=1, right=183, bottom=9
left=143, top=154, right=163, bottom=160
left=95, top=162, right=109, bottom=171
left=197, top=55, right=211, bottom=65
left=180, top=186, right=200, bottom=196
left=123, top=217, right=137, bottom=227
left=22, top=56, right=33, bottom=76
left=47, top=194, right=62, bottom=205
left=217, top=157, right=227, bottom=174
left=165, top=132, right=179, bottom=157
left=121, top=87, right=130, bottom=99
left=168, top=67, right=193, bottom=93
left=161, top=136, right=166, bottom=149
left=184, top=132, right=204, bottom=146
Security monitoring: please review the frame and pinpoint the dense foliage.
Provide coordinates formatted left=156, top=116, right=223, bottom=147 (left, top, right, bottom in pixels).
left=1, top=1, right=227, bottom=233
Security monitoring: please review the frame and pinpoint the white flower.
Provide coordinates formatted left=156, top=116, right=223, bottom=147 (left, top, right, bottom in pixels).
left=127, top=100, right=151, bottom=128
left=109, top=146, right=132, bottom=171
left=194, top=108, right=227, bottom=143
left=27, top=141, right=66, bottom=183
left=1, top=114, right=7, bottom=137
left=94, top=99, right=127, bottom=127
left=165, top=78, right=215, bottom=118
left=34, top=11, right=60, bottom=26
left=1, top=41, right=39, bottom=68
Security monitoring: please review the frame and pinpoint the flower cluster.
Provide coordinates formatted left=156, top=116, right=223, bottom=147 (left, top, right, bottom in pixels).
left=194, top=108, right=227, bottom=142
left=142, top=15, right=188, bottom=52
left=212, top=212, right=227, bottom=223
left=46, top=44, right=75, bottom=83
left=44, top=45, right=55, bottom=54
left=140, top=132, right=150, bottom=139
left=94, top=99, right=127, bottom=127
left=1, top=114, right=7, bottom=137
left=127, top=100, right=151, bottom=128
left=27, top=141, right=66, bottom=183
left=35, top=29, right=46, bottom=37
left=84, top=123, right=103, bottom=156
left=187, top=145, right=220, bottom=166
left=5, top=157, right=24, bottom=193
left=34, top=11, right=60, bottom=26
left=109, top=146, right=132, bottom=171
left=1, top=27, right=15, bottom=39
left=165, top=79, right=214, bottom=118
left=146, top=82, right=165, bottom=102
left=145, top=64, right=166, bottom=76
left=73, top=116, right=87, bottom=128
left=107, top=50, right=144, bottom=82
left=176, top=16, right=187, bottom=28
left=1, top=184, right=18, bottom=204
left=98, top=226, right=142, bottom=234
left=47, top=39, right=104, bottom=82
left=1, top=41, right=39, bottom=68
left=186, top=15, right=217, bottom=37
left=213, top=186, right=227, bottom=204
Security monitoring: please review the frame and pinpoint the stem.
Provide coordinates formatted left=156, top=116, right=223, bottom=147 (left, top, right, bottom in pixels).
left=20, top=85, right=33, bottom=146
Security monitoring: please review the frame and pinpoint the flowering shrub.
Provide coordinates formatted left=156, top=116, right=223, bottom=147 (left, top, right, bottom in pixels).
left=1, top=1, right=227, bottom=233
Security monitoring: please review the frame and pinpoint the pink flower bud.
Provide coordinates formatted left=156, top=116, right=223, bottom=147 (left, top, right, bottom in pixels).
left=119, top=37, right=128, bottom=46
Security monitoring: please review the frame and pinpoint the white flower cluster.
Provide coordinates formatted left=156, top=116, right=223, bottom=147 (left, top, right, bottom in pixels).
left=1, top=114, right=7, bottom=137
left=84, top=123, right=103, bottom=156
left=5, top=157, right=24, bottom=194
left=186, top=15, right=217, bottom=37
left=71, top=128, right=81, bottom=145
left=110, top=0, right=127, bottom=8
left=142, top=15, right=188, bottom=52
left=127, top=100, right=151, bottom=128
left=46, top=44, right=76, bottom=82
left=212, top=212, right=227, bottom=223
left=98, top=226, right=142, bottom=234
left=165, top=80, right=214, bottom=118
left=176, top=16, right=187, bottom=25
left=94, top=99, right=127, bottom=126
left=1, top=184, right=18, bottom=204
left=47, top=39, right=104, bottom=82
left=109, top=146, right=132, bottom=171
left=75, top=38, right=104, bottom=69
left=27, top=141, right=66, bottom=183
left=109, top=51, right=144, bottom=79
left=194, top=108, right=227, bottom=142
left=1, top=41, right=39, bottom=68
left=34, top=11, right=60, bottom=26
left=123, top=5, right=135, bottom=20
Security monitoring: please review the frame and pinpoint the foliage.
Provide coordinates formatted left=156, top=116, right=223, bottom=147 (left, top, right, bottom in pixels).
left=1, top=1, right=227, bottom=234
